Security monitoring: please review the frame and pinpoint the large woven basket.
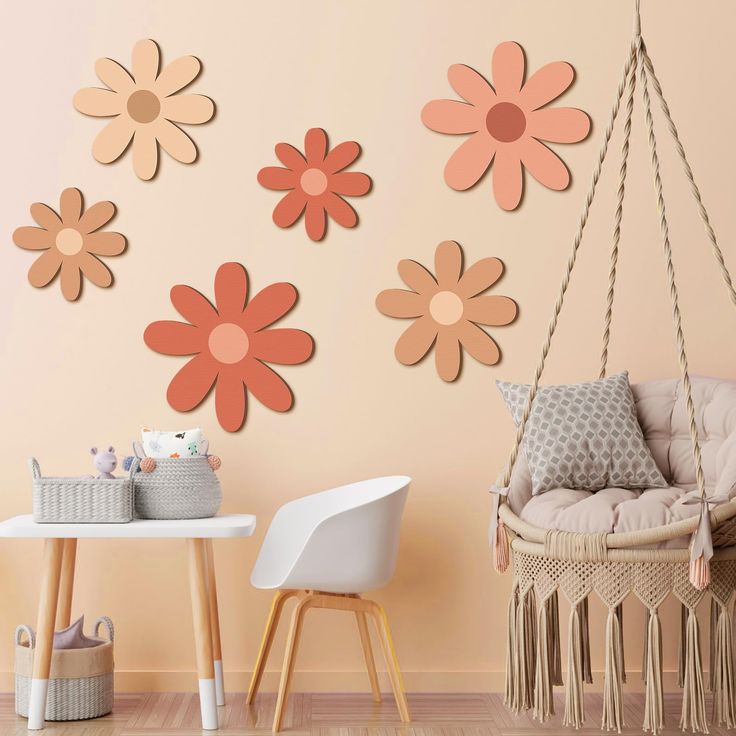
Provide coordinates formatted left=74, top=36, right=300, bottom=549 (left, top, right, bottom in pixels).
left=134, top=457, right=222, bottom=519
left=15, top=617, right=114, bottom=721
left=31, top=458, right=137, bottom=523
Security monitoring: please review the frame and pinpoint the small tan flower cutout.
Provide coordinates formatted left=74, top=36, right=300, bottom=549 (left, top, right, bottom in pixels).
left=73, top=39, right=215, bottom=180
left=376, top=240, right=517, bottom=381
left=13, top=188, right=126, bottom=301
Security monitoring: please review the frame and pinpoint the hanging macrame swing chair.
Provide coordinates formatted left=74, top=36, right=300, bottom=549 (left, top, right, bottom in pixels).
left=490, top=3, right=736, bottom=734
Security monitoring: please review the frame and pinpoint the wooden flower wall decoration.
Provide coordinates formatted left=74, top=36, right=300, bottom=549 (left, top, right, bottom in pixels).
left=422, top=41, right=590, bottom=210
left=258, top=128, right=371, bottom=242
left=12, top=188, right=126, bottom=301
left=144, top=262, right=314, bottom=432
left=376, top=241, right=517, bottom=382
left=73, top=39, right=215, bottom=180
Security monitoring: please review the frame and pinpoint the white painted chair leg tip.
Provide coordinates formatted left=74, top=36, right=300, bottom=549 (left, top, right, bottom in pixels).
left=198, top=678, right=219, bottom=730
left=214, top=660, right=225, bottom=706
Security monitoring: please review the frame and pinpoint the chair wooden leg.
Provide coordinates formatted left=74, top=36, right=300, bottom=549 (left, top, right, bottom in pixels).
left=273, top=596, right=310, bottom=732
left=56, top=538, right=77, bottom=629
left=356, top=611, right=381, bottom=702
left=247, top=590, right=297, bottom=705
left=187, top=538, right=218, bottom=730
left=369, top=601, right=410, bottom=722
left=205, top=539, right=225, bottom=706
left=28, top=538, right=64, bottom=730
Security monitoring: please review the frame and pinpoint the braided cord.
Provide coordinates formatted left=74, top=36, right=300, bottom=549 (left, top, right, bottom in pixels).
left=637, top=36, right=706, bottom=498
left=500, top=41, right=638, bottom=488
left=599, top=48, right=638, bottom=378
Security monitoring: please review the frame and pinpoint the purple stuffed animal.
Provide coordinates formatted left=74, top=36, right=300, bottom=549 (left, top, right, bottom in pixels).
left=90, top=446, right=117, bottom=479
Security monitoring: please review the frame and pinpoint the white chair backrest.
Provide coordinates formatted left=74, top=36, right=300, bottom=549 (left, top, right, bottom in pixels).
left=251, top=476, right=410, bottom=593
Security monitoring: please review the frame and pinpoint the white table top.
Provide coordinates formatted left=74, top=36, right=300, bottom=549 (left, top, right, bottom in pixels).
left=0, top=514, right=256, bottom=539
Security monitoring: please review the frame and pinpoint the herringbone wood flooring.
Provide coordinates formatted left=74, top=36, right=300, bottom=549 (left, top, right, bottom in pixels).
left=0, top=692, right=733, bottom=735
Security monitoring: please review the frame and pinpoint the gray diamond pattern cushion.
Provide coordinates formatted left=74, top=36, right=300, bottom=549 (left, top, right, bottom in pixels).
left=497, top=371, right=667, bottom=495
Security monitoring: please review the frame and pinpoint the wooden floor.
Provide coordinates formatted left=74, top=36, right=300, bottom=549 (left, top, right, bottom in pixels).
left=0, top=692, right=733, bottom=735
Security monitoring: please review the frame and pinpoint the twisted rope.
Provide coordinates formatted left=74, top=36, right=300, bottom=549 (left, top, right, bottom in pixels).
left=637, top=36, right=706, bottom=499
left=500, top=40, right=638, bottom=488
left=599, top=47, right=638, bottom=378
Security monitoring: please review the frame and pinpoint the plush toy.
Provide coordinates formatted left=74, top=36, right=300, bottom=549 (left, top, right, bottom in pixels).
left=90, top=446, right=117, bottom=479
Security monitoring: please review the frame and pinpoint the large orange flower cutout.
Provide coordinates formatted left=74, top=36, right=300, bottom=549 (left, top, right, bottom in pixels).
left=12, top=187, right=126, bottom=301
left=376, top=241, right=517, bottom=382
left=422, top=41, right=590, bottom=210
left=144, top=263, right=314, bottom=432
left=73, top=39, right=215, bottom=180
left=258, top=128, right=371, bottom=242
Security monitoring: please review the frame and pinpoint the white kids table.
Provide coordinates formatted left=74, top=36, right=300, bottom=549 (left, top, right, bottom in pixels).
left=0, top=514, right=257, bottom=731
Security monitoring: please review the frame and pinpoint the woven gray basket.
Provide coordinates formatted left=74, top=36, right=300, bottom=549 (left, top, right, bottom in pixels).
left=31, top=458, right=137, bottom=523
left=134, top=456, right=222, bottom=519
left=15, top=618, right=114, bottom=721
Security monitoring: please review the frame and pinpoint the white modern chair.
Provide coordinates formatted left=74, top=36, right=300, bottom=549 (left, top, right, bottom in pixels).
left=246, top=475, right=411, bottom=731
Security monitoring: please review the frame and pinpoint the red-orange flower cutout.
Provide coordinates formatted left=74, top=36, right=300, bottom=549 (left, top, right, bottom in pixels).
left=144, top=262, right=314, bottom=432
left=422, top=41, right=590, bottom=210
left=258, top=128, right=371, bottom=241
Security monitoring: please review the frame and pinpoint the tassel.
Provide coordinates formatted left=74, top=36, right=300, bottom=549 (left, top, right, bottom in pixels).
left=504, top=584, right=519, bottom=708
left=643, top=608, right=664, bottom=735
left=615, top=603, right=626, bottom=685
left=712, top=601, right=736, bottom=728
left=709, top=597, right=718, bottom=692
left=678, top=603, right=687, bottom=689
left=494, top=519, right=510, bottom=574
left=533, top=596, right=554, bottom=722
left=679, top=606, right=707, bottom=733
left=550, top=590, right=563, bottom=686
left=581, top=596, right=593, bottom=685
left=514, top=588, right=537, bottom=711
left=602, top=607, right=625, bottom=733
left=563, top=602, right=585, bottom=729
left=689, top=502, right=713, bottom=591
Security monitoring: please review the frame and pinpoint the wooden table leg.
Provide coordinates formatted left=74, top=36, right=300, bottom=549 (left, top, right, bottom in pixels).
left=205, top=539, right=225, bottom=706
left=188, top=538, right=218, bottom=730
left=29, top=538, right=64, bottom=730
left=56, top=538, right=77, bottom=629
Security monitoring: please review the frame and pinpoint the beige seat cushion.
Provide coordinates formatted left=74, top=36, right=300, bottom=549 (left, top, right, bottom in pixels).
left=504, top=375, right=736, bottom=548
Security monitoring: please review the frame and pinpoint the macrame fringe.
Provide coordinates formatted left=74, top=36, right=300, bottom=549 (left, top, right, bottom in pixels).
left=601, top=607, right=625, bottom=732
left=643, top=608, right=663, bottom=735
left=494, top=520, right=510, bottom=574
left=712, top=601, right=736, bottom=728
left=504, top=584, right=518, bottom=709
left=615, top=603, right=626, bottom=684
left=679, top=606, right=708, bottom=733
left=533, top=596, right=554, bottom=722
left=581, top=596, right=593, bottom=685
left=678, top=602, right=687, bottom=689
left=709, top=598, right=718, bottom=692
left=563, top=602, right=585, bottom=729
left=550, top=590, right=563, bottom=686
left=514, top=588, right=537, bottom=712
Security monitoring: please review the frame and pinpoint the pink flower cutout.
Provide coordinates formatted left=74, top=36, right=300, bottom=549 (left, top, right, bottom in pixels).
left=422, top=41, right=590, bottom=210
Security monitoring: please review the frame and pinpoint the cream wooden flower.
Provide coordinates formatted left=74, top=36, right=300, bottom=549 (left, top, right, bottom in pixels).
left=73, top=39, right=215, bottom=180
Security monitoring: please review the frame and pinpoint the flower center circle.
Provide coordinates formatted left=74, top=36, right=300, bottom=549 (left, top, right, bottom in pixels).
left=208, top=323, right=250, bottom=364
left=300, top=168, right=328, bottom=196
left=429, top=291, right=464, bottom=326
left=55, top=228, right=84, bottom=255
left=127, top=89, right=161, bottom=124
left=485, top=102, right=526, bottom=142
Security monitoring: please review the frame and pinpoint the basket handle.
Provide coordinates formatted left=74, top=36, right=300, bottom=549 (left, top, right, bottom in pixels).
left=93, top=616, right=114, bottom=642
left=15, top=624, right=35, bottom=648
left=28, top=458, right=41, bottom=480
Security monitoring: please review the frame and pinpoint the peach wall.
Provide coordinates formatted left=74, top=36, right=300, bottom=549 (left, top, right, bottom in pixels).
left=1, top=0, right=735, bottom=692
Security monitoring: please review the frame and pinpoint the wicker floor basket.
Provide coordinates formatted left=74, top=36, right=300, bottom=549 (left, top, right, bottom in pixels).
left=31, top=458, right=137, bottom=523
left=134, top=456, right=222, bottom=519
left=15, top=618, right=114, bottom=721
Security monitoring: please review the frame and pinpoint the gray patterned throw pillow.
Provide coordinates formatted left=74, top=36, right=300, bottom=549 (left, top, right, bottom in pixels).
left=497, top=371, right=667, bottom=495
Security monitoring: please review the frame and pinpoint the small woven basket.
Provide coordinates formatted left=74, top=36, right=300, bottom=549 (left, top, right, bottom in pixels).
left=134, top=456, right=222, bottom=519
left=31, top=458, right=138, bottom=524
left=15, top=617, right=114, bottom=721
